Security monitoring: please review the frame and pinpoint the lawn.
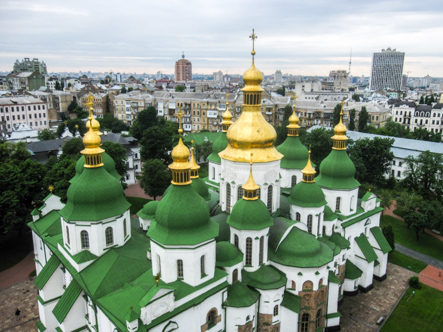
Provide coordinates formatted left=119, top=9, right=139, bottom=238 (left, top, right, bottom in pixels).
left=381, top=284, right=443, bottom=332
left=126, top=196, right=151, bottom=215
left=388, top=250, right=427, bottom=273
left=381, top=215, right=443, bottom=261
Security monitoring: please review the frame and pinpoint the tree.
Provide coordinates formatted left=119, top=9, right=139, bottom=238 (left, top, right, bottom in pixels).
left=283, top=105, right=292, bottom=122
left=419, top=96, right=425, bottom=104
left=352, top=94, right=360, bottom=102
left=276, top=87, right=285, bottom=96
left=404, top=212, right=427, bottom=241
left=127, top=87, right=133, bottom=93
left=102, top=141, right=128, bottom=178
left=43, top=157, right=76, bottom=203
left=382, top=225, right=395, bottom=250
left=333, top=104, right=341, bottom=126
left=61, top=138, right=84, bottom=160
left=175, top=85, right=185, bottom=92
left=421, top=200, right=443, bottom=234
left=74, top=106, right=88, bottom=119
left=358, top=106, right=369, bottom=132
left=140, top=159, right=171, bottom=200
left=299, top=128, right=334, bottom=169
left=395, top=192, right=423, bottom=227
left=140, top=126, right=174, bottom=164
left=56, top=122, right=66, bottom=138
left=130, top=107, right=158, bottom=139
left=121, top=86, right=127, bottom=93
left=68, top=100, right=79, bottom=112
left=55, top=81, right=62, bottom=91
left=66, top=118, right=87, bottom=136
left=194, top=141, right=213, bottom=162
left=348, top=109, right=356, bottom=131
left=38, top=129, right=55, bottom=141
left=348, top=137, right=394, bottom=186
left=97, top=114, right=129, bottom=133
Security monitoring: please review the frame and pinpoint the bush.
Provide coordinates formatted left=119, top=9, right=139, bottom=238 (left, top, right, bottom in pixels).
left=409, top=276, right=422, bottom=289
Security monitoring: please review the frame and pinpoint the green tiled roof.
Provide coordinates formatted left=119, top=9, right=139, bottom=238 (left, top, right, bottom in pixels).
left=324, top=205, right=337, bottom=221
left=327, top=312, right=341, bottom=319
left=345, top=260, right=362, bottom=280
left=341, top=207, right=384, bottom=228
left=216, top=242, right=243, bottom=267
left=53, top=279, right=83, bottom=323
left=316, top=150, right=360, bottom=189
left=72, top=250, right=98, bottom=264
left=28, top=210, right=61, bottom=238
left=328, top=271, right=341, bottom=284
left=243, top=265, right=286, bottom=290
left=207, top=132, right=227, bottom=163
left=70, top=153, right=121, bottom=184
left=276, top=136, right=309, bottom=170
left=281, top=291, right=301, bottom=313
left=34, top=255, right=60, bottom=290
left=224, top=282, right=259, bottom=308
left=191, top=177, right=211, bottom=201
left=370, top=227, right=392, bottom=254
left=137, top=200, right=158, bottom=220
left=288, top=181, right=327, bottom=208
left=328, top=232, right=350, bottom=250
left=318, top=236, right=340, bottom=256
left=227, top=199, right=274, bottom=230
left=211, top=213, right=230, bottom=242
left=361, top=191, right=374, bottom=201
left=31, top=208, right=40, bottom=216
left=355, top=234, right=378, bottom=263
left=36, top=320, right=46, bottom=331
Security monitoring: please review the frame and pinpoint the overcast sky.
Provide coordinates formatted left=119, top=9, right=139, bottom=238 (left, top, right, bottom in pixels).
left=1, top=0, right=442, bottom=77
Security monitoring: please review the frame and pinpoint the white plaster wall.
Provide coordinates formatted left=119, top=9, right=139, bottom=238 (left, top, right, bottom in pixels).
left=280, top=168, right=303, bottom=189
left=226, top=305, right=257, bottom=332
left=220, top=160, right=281, bottom=213
left=230, top=227, right=269, bottom=272
left=208, top=161, right=221, bottom=184
left=322, top=221, right=337, bottom=236
left=343, top=278, right=356, bottom=292
left=60, top=292, right=86, bottom=332
left=40, top=265, right=64, bottom=301
left=373, top=251, right=388, bottom=278
left=38, top=300, right=58, bottom=332
left=223, top=262, right=244, bottom=284
left=353, top=256, right=374, bottom=289
left=97, top=307, right=115, bottom=331
left=33, top=231, right=47, bottom=275
left=139, top=217, right=152, bottom=231
left=280, top=307, right=299, bottom=332
left=289, top=205, right=325, bottom=237
left=257, top=287, right=285, bottom=321
left=40, top=195, right=65, bottom=216
left=321, top=187, right=359, bottom=217
left=327, top=282, right=339, bottom=315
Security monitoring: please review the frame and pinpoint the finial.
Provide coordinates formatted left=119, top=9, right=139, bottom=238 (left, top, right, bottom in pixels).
left=175, top=105, right=184, bottom=135
left=293, top=93, right=298, bottom=109
left=87, top=92, right=94, bottom=119
left=49, top=185, right=54, bottom=192
left=242, top=152, right=259, bottom=200
left=249, top=29, right=257, bottom=60
left=155, top=273, right=161, bottom=287
left=339, top=97, right=346, bottom=121
left=302, top=147, right=316, bottom=183
left=225, top=92, right=230, bottom=106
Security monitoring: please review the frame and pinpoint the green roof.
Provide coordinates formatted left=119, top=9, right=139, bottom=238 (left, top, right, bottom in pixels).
left=269, top=217, right=295, bottom=250
left=211, top=213, right=230, bottom=242
left=137, top=200, right=159, bottom=220
left=70, top=153, right=121, bottom=184
left=216, top=242, right=243, bottom=267
left=203, top=177, right=220, bottom=190
left=289, top=181, right=327, bottom=208
left=34, top=255, right=60, bottom=290
left=324, top=205, right=337, bottom=221
left=36, top=320, right=46, bottom=331
left=370, top=227, right=392, bottom=254
left=355, top=234, right=378, bottom=263
left=227, top=199, right=274, bottom=230
left=328, top=232, right=350, bottom=250
left=316, top=149, right=360, bottom=189
left=276, top=136, right=309, bottom=170
left=341, top=207, right=384, bottom=228
left=27, top=210, right=61, bottom=238
left=345, top=260, right=363, bottom=280
left=191, top=177, right=211, bottom=201
left=270, top=227, right=333, bottom=268
left=53, top=279, right=83, bottom=323
left=72, top=250, right=98, bottom=264
left=224, top=282, right=259, bottom=308
left=31, top=208, right=40, bottom=216
left=328, top=271, right=341, bottom=284
left=243, top=265, right=286, bottom=290
left=281, top=291, right=301, bottom=313
left=61, top=166, right=130, bottom=221
left=361, top=191, right=374, bottom=201
left=207, top=132, right=227, bottom=163
left=318, top=236, right=340, bottom=256
left=147, top=184, right=218, bottom=245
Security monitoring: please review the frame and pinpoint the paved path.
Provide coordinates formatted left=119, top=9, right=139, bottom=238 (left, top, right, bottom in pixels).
left=395, top=243, right=443, bottom=269
left=419, top=265, right=443, bottom=292
left=0, top=252, right=35, bottom=291
left=124, top=180, right=160, bottom=200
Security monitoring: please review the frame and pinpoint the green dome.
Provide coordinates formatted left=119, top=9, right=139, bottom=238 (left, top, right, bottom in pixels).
left=243, top=265, right=286, bottom=290
left=191, top=177, right=211, bottom=201
left=225, top=282, right=259, bottom=308
left=137, top=200, right=159, bottom=220
left=289, top=181, right=327, bottom=208
left=316, top=150, right=360, bottom=189
left=227, top=199, right=274, bottom=231
left=270, top=226, right=333, bottom=268
left=61, top=167, right=130, bottom=221
left=276, top=136, right=309, bottom=169
left=216, top=241, right=243, bottom=267
left=324, top=205, right=337, bottom=221
left=147, top=185, right=218, bottom=245
left=318, top=236, right=340, bottom=255
left=211, top=213, right=230, bottom=242
left=207, top=132, right=228, bottom=163
left=70, top=153, right=121, bottom=184
left=329, top=232, right=350, bottom=249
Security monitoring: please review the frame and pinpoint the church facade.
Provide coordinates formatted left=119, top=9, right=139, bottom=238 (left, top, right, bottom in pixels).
left=30, top=33, right=391, bottom=332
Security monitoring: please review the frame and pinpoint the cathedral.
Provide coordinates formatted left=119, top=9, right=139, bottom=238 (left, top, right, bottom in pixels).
left=30, top=32, right=391, bottom=332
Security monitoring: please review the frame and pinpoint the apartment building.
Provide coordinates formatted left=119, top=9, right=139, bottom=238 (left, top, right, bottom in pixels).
left=113, top=92, right=154, bottom=125
left=0, top=96, right=49, bottom=132
left=80, top=92, right=108, bottom=117
left=175, top=53, right=192, bottom=82
left=13, top=58, right=48, bottom=75
left=370, top=47, right=405, bottom=91
left=6, top=71, right=46, bottom=91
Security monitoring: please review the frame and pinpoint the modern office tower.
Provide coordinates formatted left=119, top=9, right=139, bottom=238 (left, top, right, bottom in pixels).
left=370, top=47, right=405, bottom=91
left=274, top=70, right=282, bottom=82
left=175, top=52, right=192, bottom=82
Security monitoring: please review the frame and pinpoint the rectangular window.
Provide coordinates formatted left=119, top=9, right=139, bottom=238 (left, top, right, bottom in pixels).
left=397, top=171, right=401, bottom=177
left=392, top=160, right=396, bottom=166
left=201, top=256, right=205, bottom=276
left=177, top=260, right=184, bottom=278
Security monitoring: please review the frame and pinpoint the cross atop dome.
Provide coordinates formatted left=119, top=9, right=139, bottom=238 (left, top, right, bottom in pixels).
left=249, top=29, right=257, bottom=59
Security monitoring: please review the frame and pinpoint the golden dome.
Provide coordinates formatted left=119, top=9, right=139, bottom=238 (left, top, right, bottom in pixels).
left=222, top=93, right=233, bottom=132
left=242, top=62, right=264, bottom=92
left=302, top=150, right=316, bottom=183
left=190, top=145, right=200, bottom=179
left=81, top=125, right=105, bottom=168
left=170, top=138, right=190, bottom=166
left=83, top=126, right=101, bottom=149
left=242, top=158, right=260, bottom=201
left=86, top=117, right=102, bottom=135
left=331, top=99, right=349, bottom=150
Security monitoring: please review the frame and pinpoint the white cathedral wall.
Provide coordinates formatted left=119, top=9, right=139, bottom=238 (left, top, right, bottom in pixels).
left=289, top=205, right=325, bottom=237
left=373, top=251, right=388, bottom=278
left=40, top=265, right=64, bottom=301
left=353, top=256, right=374, bottom=289
left=230, top=227, right=269, bottom=272
left=327, top=282, right=340, bottom=315
left=150, top=240, right=216, bottom=287
left=279, top=168, right=302, bottom=189
left=272, top=263, right=329, bottom=294
left=280, top=307, right=299, bottom=332
left=208, top=161, right=221, bottom=184
left=226, top=305, right=257, bottom=332
left=220, top=159, right=281, bottom=213
left=60, top=293, right=86, bottom=332
left=38, top=299, right=59, bottom=332
left=321, top=187, right=359, bottom=217
left=258, top=287, right=285, bottom=318
left=40, top=194, right=65, bottom=217
left=223, top=262, right=244, bottom=284
left=97, top=307, right=117, bottom=331
left=32, top=231, right=47, bottom=275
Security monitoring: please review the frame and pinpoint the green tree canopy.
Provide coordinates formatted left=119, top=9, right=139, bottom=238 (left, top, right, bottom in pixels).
left=352, top=94, right=360, bottom=102
left=358, top=106, right=369, bottom=132
left=97, top=114, right=129, bottom=133
left=102, top=141, right=128, bottom=178
left=130, top=107, right=158, bottom=140
left=348, top=109, right=356, bottom=131
left=299, top=128, right=334, bottom=169
left=276, top=87, right=285, bottom=96
left=140, top=159, right=171, bottom=200
left=68, top=100, right=79, bottom=112
left=283, top=105, right=292, bottom=122
left=333, top=104, right=341, bottom=126
left=175, top=85, right=185, bottom=92
left=38, top=129, right=55, bottom=141
left=43, top=157, right=76, bottom=203
left=140, top=124, right=175, bottom=164
left=121, top=86, right=127, bottom=93
left=61, top=137, right=84, bottom=160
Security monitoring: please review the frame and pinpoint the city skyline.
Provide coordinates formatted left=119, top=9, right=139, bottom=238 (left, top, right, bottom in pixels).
left=1, top=0, right=443, bottom=77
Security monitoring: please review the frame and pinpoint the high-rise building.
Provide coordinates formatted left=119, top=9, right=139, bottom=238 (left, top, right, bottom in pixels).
left=175, top=52, right=192, bottom=82
left=370, top=47, right=405, bottom=91
left=13, top=58, right=48, bottom=75
left=274, top=70, right=282, bottom=83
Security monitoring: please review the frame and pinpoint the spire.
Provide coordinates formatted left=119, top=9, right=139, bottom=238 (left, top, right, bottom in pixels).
left=331, top=98, right=348, bottom=150
left=302, top=149, right=316, bottom=183
left=242, top=154, right=260, bottom=200
left=85, top=92, right=102, bottom=135
left=190, top=140, right=200, bottom=179
left=169, top=106, right=191, bottom=185
left=81, top=119, right=104, bottom=168
left=249, top=29, right=257, bottom=64
left=222, top=92, right=233, bottom=132
left=287, top=94, right=300, bottom=137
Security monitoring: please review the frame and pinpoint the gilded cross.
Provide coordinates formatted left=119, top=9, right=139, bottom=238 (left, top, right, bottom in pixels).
left=340, top=97, right=346, bottom=116
left=249, top=29, right=257, bottom=56
left=293, top=93, right=298, bottom=108
left=175, top=105, right=184, bottom=132
left=225, top=92, right=230, bottom=107
left=87, top=92, right=94, bottom=118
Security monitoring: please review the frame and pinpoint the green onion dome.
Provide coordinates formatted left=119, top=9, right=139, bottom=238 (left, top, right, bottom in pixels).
left=207, top=132, right=228, bottom=163
left=289, top=181, right=327, bottom=208
left=328, top=232, right=350, bottom=250
left=147, top=185, right=218, bottom=245
left=243, top=265, right=286, bottom=290
left=276, top=136, right=309, bottom=169
left=191, top=177, right=211, bottom=201
left=318, top=236, right=340, bottom=255
left=137, top=200, right=160, bottom=220
left=270, top=226, right=333, bottom=268
left=227, top=199, right=273, bottom=231
left=60, top=167, right=130, bottom=221
left=225, top=282, right=259, bottom=308
left=215, top=241, right=243, bottom=267
left=315, top=150, right=360, bottom=189
left=70, top=153, right=121, bottom=184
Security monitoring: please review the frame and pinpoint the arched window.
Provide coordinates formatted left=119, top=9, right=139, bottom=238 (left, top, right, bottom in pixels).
left=301, top=313, right=310, bottom=332
left=206, top=308, right=218, bottom=327
left=257, top=187, right=261, bottom=200
left=105, top=227, right=113, bottom=246
left=234, top=234, right=239, bottom=248
left=291, top=175, right=297, bottom=187
left=66, top=226, right=70, bottom=245
left=245, top=238, right=252, bottom=265
left=303, top=280, right=313, bottom=290
left=296, top=212, right=301, bottom=221
left=259, top=236, right=264, bottom=265
left=307, top=215, right=313, bottom=234
left=211, top=167, right=215, bottom=180
left=233, top=269, right=238, bottom=282
left=273, top=305, right=279, bottom=316
left=200, top=255, right=205, bottom=276
left=316, top=309, right=322, bottom=328
left=237, top=186, right=244, bottom=201
left=350, top=196, right=354, bottom=210
left=292, top=281, right=296, bottom=290
left=226, top=183, right=231, bottom=212
left=81, top=230, right=89, bottom=249
left=123, top=219, right=127, bottom=238
left=335, top=197, right=341, bottom=212
left=177, top=259, right=184, bottom=278
left=267, top=185, right=273, bottom=211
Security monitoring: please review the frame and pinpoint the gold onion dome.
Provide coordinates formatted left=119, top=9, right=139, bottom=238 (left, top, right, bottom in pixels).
left=190, top=143, right=200, bottom=179
left=331, top=99, right=348, bottom=150
left=81, top=122, right=104, bottom=168
left=242, top=156, right=260, bottom=200
left=287, top=98, right=300, bottom=136
left=169, top=107, right=191, bottom=185
left=86, top=117, right=102, bottom=135
left=302, top=150, right=316, bottom=183
left=219, top=29, right=282, bottom=163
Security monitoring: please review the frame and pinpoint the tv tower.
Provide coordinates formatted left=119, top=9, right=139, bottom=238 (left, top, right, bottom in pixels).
left=348, top=48, right=352, bottom=76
